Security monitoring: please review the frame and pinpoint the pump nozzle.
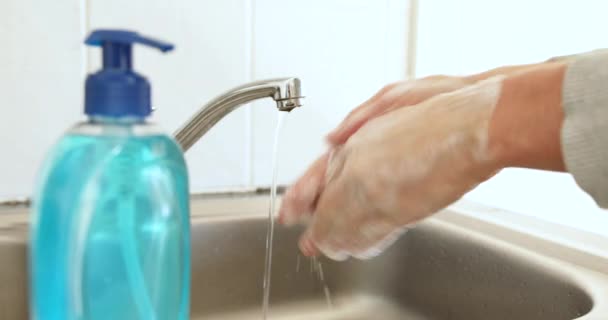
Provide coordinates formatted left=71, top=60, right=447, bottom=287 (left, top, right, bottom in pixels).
left=84, top=29, right=174, bottom=118
left=86, top=30, right=173, bottom=71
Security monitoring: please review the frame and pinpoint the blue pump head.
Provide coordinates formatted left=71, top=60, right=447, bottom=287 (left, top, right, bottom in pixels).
left=84, top=30, right=174, bottom=118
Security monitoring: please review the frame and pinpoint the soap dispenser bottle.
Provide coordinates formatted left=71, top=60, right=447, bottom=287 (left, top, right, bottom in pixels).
left=30, top=30, right=190, bottom=320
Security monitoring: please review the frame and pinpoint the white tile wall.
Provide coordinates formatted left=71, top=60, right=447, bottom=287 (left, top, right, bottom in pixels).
left=0, top=0, right=85, bottom=199
left=417, top=0, right=608, bottom=234
left=0, top=0, right=410, bottom=199
left=416, top=0, right=608, bottom=76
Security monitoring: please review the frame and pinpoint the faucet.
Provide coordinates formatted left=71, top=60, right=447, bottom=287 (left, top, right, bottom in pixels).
left=173, top=77, right=303, bottom=152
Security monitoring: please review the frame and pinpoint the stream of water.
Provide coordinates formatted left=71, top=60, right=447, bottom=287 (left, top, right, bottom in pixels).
left=262, top=112, right=332, bottom=319
left=262, top=112, right=286, bottom=320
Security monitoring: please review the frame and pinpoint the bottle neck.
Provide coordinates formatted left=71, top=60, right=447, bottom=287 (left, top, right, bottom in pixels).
left=88, top=115, right=146, bottom=125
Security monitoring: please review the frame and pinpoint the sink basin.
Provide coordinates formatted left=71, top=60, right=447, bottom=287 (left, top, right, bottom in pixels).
left=1, top=195, right=607, bottom=319
left=190, top=209, right=602, bottom=320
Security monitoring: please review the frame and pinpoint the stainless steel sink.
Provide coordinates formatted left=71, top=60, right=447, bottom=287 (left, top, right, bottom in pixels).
left=190, top=211, right=605, bottom=319
left=1, top=195, right=608, bottom=319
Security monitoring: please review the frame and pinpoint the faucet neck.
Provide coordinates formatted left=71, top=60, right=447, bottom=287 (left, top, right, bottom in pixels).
left=173, top=77, right=303, bottom=152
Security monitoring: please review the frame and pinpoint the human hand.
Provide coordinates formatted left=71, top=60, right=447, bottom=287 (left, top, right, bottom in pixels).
left=277, top=75, right=470, bottom=231
left=278, top=75, right=471, bottom=228
left=279, top=76, right=506, bottom=260
left=326, top=76, right=472, bottom=146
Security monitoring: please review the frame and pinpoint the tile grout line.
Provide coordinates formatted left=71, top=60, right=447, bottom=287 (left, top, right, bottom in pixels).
left=406, top=0, right=419, bottom=79
left=244, top=0, right=257, bottom=188
left=79, top=0, right=91, bottom=78
left=384, top=0, right=390, bottom=82
left=385, top=0, right=412, bottom=82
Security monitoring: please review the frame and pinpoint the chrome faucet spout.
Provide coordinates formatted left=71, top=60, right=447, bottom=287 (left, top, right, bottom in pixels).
left=174, top=77, right=303, bottom=152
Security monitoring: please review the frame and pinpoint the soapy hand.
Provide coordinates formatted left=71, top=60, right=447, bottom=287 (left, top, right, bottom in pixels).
left=279, top=77, right=506, bottom=260
left=278, top=76, right=469, bottom=235
left=326, top=76, right=471, bottom=145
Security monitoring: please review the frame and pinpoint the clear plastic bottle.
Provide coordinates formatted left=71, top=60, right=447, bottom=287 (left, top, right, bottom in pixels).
left=30, top=30, right=190, bottom=320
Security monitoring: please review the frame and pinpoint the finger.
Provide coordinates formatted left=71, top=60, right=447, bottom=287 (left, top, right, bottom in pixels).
left=299, top=228, right=349, bottom=261
left=301, top=173, right=406, bottom=260
left=308, top=213, right=406, bottom=261
left=298, top=229, right=320, bottom=257
left=326, top=82, right=400, bottom=146
left=278, top=153, right=329, bottom=226
left=328, top=78, right=469, bottom=146
left=299, top=170, right=356, bottom=261
left=295, top=146, right=349, bottom=258
left=350, top=222, right=408, bottom=259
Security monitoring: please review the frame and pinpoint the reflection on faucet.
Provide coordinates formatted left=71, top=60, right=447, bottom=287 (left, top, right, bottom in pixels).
left=174, top=77, right=303, bottom=152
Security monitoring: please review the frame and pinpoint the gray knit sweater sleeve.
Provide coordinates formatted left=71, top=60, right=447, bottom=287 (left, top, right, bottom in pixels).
left=561, top=50, right=608, bottom=208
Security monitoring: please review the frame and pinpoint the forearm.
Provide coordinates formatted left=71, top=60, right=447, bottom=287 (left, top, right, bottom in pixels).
left=464, top=50, right=599, bottom=83
left=487, top=62, right=567, bottom=171
left=469, top=50, right=608, bottom=172
left=479, top=50, right=608, bottom=208
left=465, top=63, right=541, bottom=83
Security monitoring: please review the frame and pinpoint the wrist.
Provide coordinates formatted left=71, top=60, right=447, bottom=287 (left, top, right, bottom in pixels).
left=487, top=62, right=567, bottom=171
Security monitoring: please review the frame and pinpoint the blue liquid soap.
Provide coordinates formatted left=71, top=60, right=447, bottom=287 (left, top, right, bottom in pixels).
left=30, top=30, right=190, bottom=320
left=31, top=123, right=190, bottom=319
